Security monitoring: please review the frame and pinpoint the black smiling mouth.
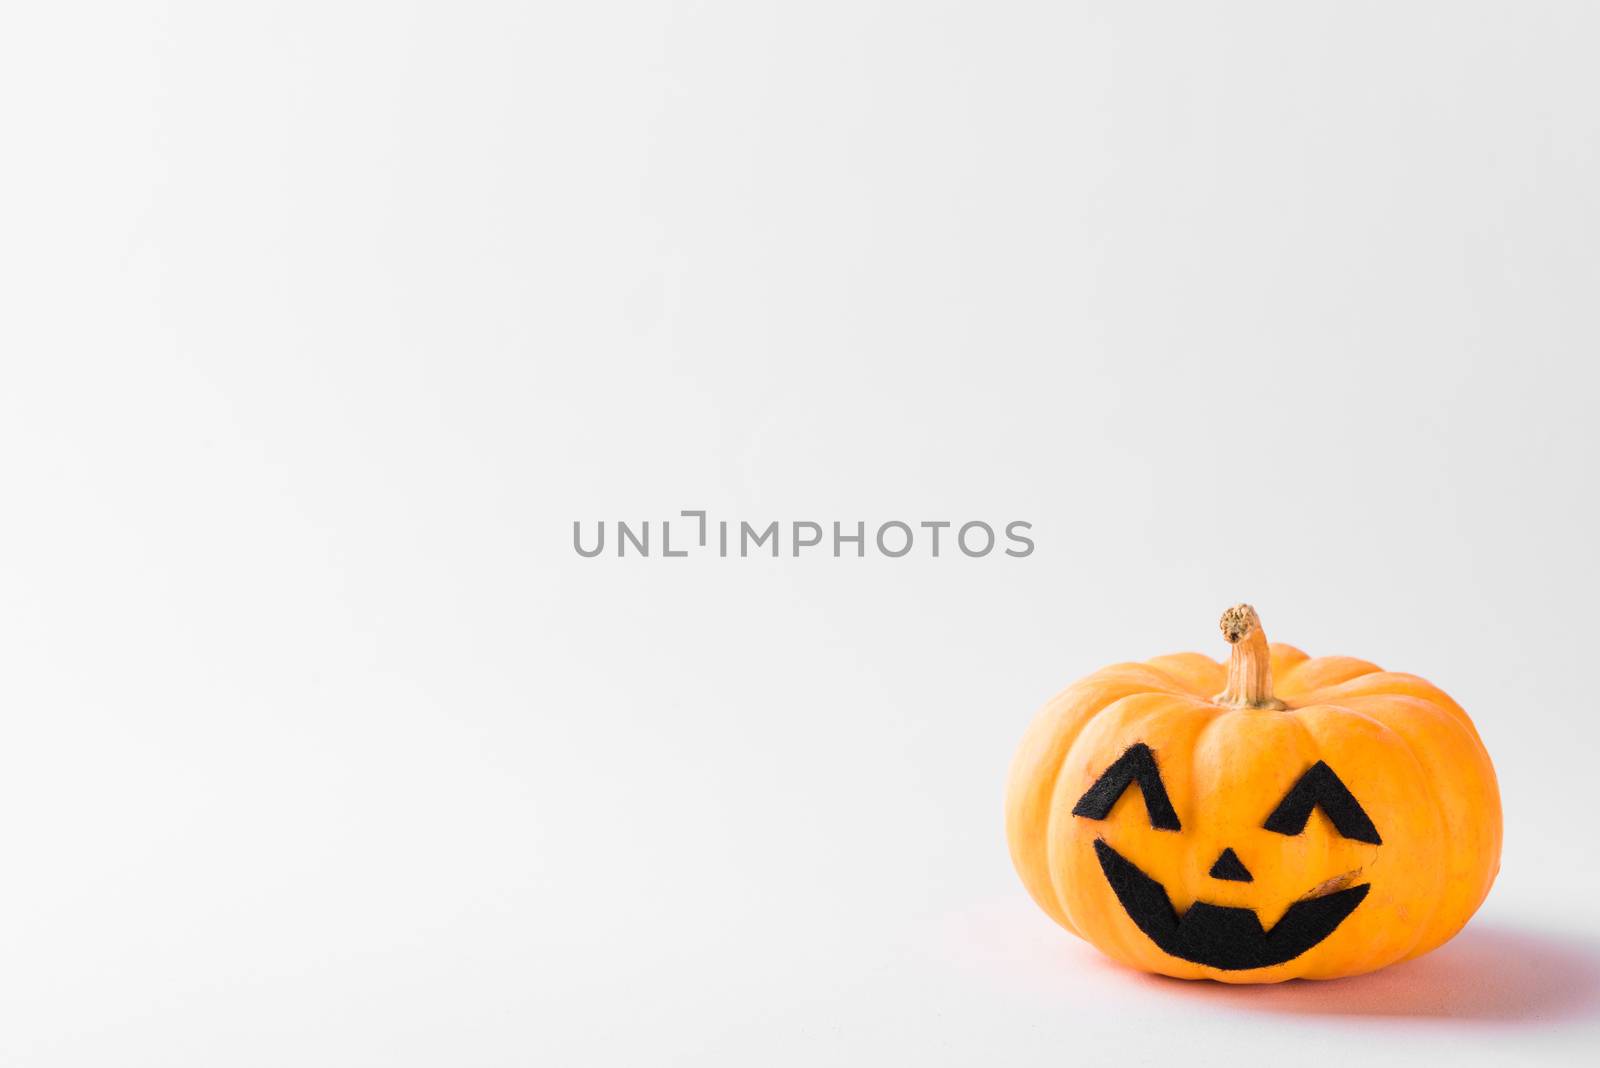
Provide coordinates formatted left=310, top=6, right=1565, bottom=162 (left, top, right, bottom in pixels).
left=1093, top=839, right=1370, bottom=971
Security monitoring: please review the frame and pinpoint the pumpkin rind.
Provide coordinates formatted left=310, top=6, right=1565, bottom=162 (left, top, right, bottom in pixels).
left=1005, top=615, right=1501, bottom=984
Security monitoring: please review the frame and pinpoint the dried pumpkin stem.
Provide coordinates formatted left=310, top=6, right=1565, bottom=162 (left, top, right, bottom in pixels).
left=1215, top=604, right=1287, bottom=709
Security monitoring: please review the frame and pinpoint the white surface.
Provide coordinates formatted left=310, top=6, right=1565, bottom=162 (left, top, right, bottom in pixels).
left=4, top=2, right=1600, bottom=1065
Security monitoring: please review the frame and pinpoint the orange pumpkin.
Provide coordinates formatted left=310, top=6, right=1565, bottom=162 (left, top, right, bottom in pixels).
left=1004, top=605, right=1501, bottom=983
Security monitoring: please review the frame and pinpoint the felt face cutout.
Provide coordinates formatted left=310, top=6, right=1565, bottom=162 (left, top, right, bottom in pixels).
left=1072, top=744, right=1382, bottom=971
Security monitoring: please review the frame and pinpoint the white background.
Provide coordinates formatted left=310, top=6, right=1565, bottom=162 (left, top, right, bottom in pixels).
left=4, top=3, right=1599, bottom=1065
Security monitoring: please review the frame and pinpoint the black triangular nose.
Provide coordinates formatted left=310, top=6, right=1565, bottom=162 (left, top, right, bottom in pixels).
left=1208, top=847, right=1253, bottom=882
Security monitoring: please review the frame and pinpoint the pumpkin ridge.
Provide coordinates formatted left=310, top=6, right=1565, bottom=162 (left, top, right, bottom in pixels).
left=1267, top=642, right=1311, bottom=683
left=1293, top=702, right=1451, bottom=978
left=1274, top=656, right=1385, bottom=700
left=1300, top=672, right=1482, bottom=744
left=1377, top=728, right=1459, bottom=972
left=1047, top=692, right=1218, bottom=952
left=1232, top=706, right=1334, bottom=940
left=1330, top=693, right=1502, bottom=960
left=1007, top=670, right=1185, bottom=934
left=1171, top=706, right=1244, bottom=932
left=1141, top=652, right=1226, bottom=698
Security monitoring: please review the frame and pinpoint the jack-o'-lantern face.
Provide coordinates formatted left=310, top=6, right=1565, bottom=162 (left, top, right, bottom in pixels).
left=1005, top=604, right=1503, bottom=982
left=1072, top=744, right=1381, bottom=970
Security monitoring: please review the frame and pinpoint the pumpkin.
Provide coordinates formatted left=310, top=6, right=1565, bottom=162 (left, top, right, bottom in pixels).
left=1004, top=604, right=1501, bottom=983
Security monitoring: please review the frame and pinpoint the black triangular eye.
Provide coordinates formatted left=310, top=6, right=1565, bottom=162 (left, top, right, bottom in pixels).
left=1263, top=761, right=1382, bottom=844
left=1072, top=743, right=1181, bottom=831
